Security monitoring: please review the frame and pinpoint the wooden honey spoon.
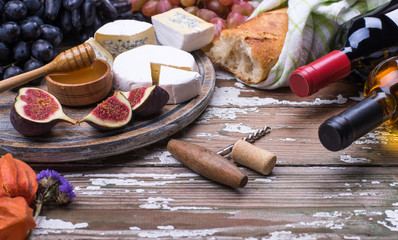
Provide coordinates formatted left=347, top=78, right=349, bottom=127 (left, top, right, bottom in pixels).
left=0, top=43, right=97, bottom=93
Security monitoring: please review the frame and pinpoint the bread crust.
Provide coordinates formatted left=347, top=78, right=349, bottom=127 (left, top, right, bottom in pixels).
left=209, top=8, right=288, bottom=84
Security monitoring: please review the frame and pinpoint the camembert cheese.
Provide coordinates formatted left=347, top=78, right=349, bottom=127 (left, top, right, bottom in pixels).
left=94, top=20, right=156, bottom=58
left=151, top=8, right=214, bottom=52
left=113, top=45, right=201, bottom=104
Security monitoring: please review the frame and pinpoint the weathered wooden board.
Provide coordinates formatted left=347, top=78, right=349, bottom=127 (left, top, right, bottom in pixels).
left=29, top=166, right=398, bottom=239
left=0, top=50, right=215, bottom=162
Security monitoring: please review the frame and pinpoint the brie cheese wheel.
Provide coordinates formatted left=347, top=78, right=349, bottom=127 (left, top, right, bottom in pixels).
left=94, top=20, right=156, bottom=58
left=113, top=44, right=197, bottom=91
left=151, top=8, right=214, bottom=52
left=158, top=66, right=201, bottom=104
left=85, top=37, right=114, bottom=68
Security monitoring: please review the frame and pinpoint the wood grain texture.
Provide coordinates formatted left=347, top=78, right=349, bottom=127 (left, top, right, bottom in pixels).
left=21, top=66, right=398, bottom=239
left=0, top=50, right=215, bottom=162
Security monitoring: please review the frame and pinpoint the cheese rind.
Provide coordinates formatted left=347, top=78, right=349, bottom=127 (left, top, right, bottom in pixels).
left=152, top=8, right=214, bottom=52
left=85, top=37, right=114, bottom=68
left=158, top=66, right=201, bottom=104
left=113, top=45, right=197, bottom=91
left=94, top=20, right=156, bottom=58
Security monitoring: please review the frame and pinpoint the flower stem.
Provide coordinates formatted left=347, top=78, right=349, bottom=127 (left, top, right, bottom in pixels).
left=26, top=201, right=42, bottom=240
left=34, top=201, right=43, bottom=221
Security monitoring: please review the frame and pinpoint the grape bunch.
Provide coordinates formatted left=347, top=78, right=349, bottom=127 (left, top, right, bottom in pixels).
left=0, top=0, right=64, bottom=87
left=41, top=0, right=133, bottom=43
left=130, top=0, right=255, bottom=37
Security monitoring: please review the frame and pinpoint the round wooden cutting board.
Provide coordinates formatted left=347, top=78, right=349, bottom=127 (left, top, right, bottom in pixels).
left=0, top=50, right=215, bottom=162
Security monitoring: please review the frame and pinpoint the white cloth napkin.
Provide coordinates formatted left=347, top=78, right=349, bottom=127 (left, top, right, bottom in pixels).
left=245, top=0, right=391, bottom=89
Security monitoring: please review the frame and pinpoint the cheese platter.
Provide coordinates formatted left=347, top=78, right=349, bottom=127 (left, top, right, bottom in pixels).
left=0, top=50, right=215, bottom=162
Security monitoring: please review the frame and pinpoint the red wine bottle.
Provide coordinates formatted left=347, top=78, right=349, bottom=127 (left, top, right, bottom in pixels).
left=318, top=56, right=398, bottom=151
left=289, top=1, right=398, bottom=97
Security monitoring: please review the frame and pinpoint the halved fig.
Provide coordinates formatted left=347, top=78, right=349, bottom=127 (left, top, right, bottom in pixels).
left=121, top=85, right=169, bottom=117
left=79, top=91, right=132, bottom=130
left=10, top=87, right=77, bottom=136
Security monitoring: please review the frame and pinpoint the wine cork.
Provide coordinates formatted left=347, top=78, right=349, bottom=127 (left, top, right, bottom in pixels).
left=231, top=140, right=276, bottom=175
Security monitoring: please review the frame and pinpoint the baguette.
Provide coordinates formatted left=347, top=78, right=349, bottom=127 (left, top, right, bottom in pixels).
left=209, top=8, right=288, bottom=84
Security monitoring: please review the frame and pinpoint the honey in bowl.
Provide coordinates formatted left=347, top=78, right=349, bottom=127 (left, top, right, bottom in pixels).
left=46, top=59, right=113, bottom=107
left=49, top=60, right=108, bottom=84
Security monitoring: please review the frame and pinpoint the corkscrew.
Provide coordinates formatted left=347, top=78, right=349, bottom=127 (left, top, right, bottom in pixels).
left=216, top=126, right=271, bottom=156
left=167, top=126, right=276, bottom=188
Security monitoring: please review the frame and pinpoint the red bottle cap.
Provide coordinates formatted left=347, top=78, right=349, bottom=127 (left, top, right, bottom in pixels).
left=289, top=50, right=352, bottom=97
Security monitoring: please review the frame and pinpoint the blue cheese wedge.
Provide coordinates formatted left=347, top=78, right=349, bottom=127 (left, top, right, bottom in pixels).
left=85, top=37, right=114, bottom=68
left=151, top=8, right=214, bottom=52
left=94, top=20, right=156, bottom=58
left=113, top=45, right=200, bottom=104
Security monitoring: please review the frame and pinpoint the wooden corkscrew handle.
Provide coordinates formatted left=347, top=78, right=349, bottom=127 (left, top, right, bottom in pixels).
left=0, top=43, right=96, bottom=93
left=167, top=139, right=248, bottom=188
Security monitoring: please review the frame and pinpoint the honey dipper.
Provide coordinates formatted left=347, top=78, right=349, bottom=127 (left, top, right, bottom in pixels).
left=0, top=43, right=96, bottom=93
left=167, top=126, right=275, bottom=188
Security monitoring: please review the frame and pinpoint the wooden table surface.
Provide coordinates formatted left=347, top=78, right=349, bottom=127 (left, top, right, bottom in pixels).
left=28, top=66, right=398, bottom=239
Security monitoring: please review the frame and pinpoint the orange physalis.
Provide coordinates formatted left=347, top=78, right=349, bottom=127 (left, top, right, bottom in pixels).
left=0, top=153, right=38, bottom=204
left=0, top=196, right=36, bottom=240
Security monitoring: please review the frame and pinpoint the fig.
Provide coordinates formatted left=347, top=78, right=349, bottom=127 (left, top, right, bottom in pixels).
left=79, top=91, right=132, bottom=130
left=121, top=85, right=169, bottom=117
left=10, top=87, right=77, bottom=136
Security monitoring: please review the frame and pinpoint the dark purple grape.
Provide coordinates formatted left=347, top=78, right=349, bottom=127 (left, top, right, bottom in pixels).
left=31, top=39, right=54, bottom=62
left=0, top=42, right=11, bottom=65
left=71, top=8, right=82, bottom=31
left=112, top=0, right=131, bottom=14
left=132, top=11, right=151, bottom=23
left=26, top=15, right=44, bottom=25
left=58, top=9, right=73, bottom=34
left=81, top=0, right=96, bottom=27
left=0, top=66, right=4, bottom=80
left=116, top=11, right=133, bottom=20
left=40, top=24, right=62, bottom=47
left=3, top=65, right=23, bottom=80
left=23, top=58, right=43, bottom=85
left=43, top=0, right=61, bottom=23
left=22, top=0, right=41, bottom=12
left=13, top=41, right=31, bottom=62
left=0, top=22, right=20, bottom=43
left=62, top=0, right=83, bottom=10
left=4, top=0, right=28, bottom=21
left=0, top=0, right=5, bottom=16
left=20, top=20, right=41, bottom=41
left=30, top=3, right=44, bottom=17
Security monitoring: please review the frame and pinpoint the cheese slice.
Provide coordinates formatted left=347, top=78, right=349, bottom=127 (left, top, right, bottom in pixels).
left=158, top=66, right=201, bottom=104
left=85, top=37, right=114, bottom=68
left=94, top=20, right=156, bottom=58
left=151, top=8, right=214, bottom=52
left=113, top=45, right=197, bottom=91
left=150, top=62, right=191, bottom=85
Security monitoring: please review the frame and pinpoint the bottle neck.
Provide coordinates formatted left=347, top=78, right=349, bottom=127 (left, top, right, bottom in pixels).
left=318, top=93, right=389, bottom=151
left=341, top=47, right=354, bottom=60
left=290, top=50, right=352, bottom=97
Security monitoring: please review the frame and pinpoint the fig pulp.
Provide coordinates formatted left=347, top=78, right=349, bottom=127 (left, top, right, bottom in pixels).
left=122, top=85, right=169, bottom=117
left=80, top=91, right=132, bottom=130
left=10, top=87, right=77, bottom=136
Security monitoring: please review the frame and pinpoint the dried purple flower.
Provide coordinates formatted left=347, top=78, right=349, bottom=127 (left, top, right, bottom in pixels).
left=36, top=169, right=61, bottom=188
left=56, top=176, right=76, bottom=205
left=32, top=168, right=76, bottom=233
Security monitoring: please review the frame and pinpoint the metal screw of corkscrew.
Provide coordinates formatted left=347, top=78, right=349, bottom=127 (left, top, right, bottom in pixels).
left=216, top=126, right=271, bottom=156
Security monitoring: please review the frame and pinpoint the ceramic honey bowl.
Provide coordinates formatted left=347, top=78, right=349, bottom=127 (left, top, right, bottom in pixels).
left=46, top=59, right=113, bottom=107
